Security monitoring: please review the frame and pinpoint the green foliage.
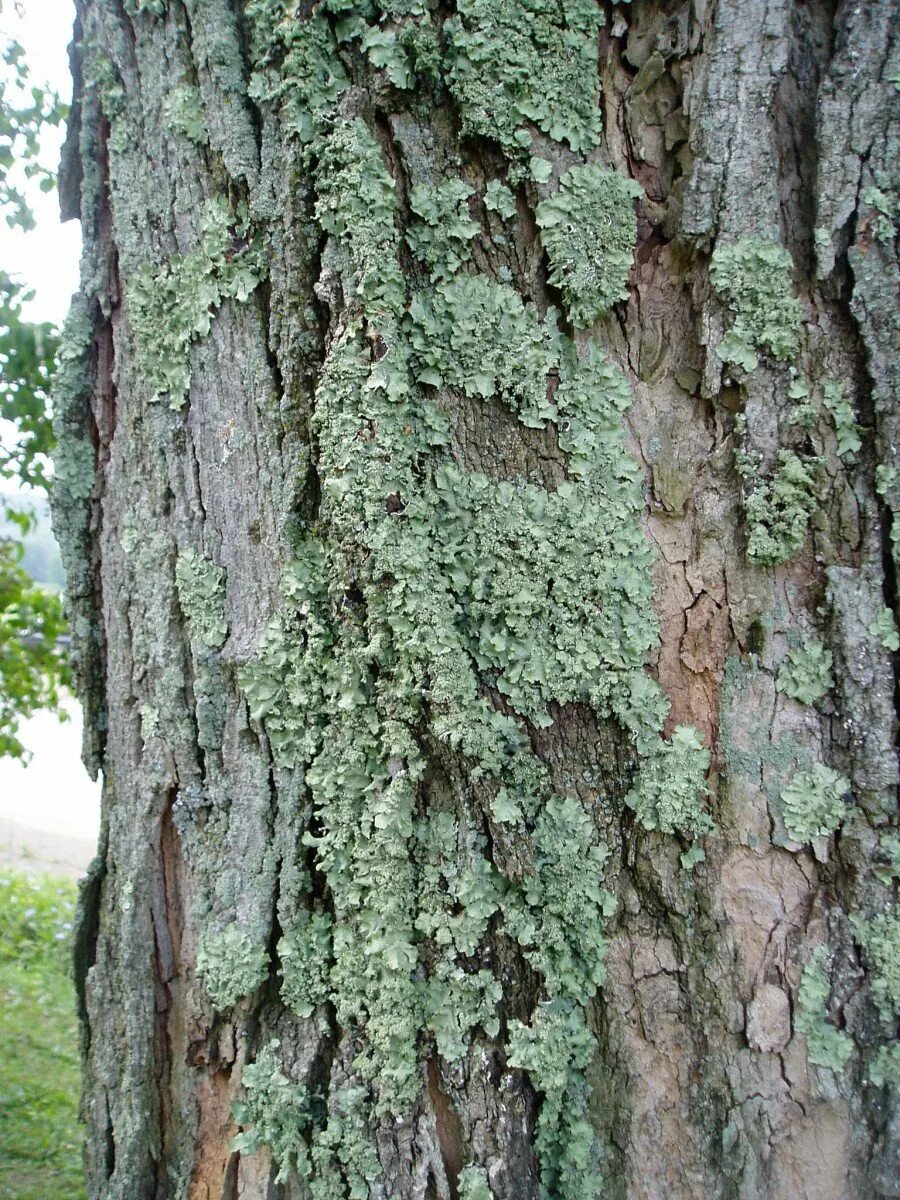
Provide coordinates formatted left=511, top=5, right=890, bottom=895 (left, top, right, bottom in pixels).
left=0, top=40, right=64, bottom=231
left=869, top=606, right=899, bottom=652
left=1, top=273, right=57, bottom=492
left=796, top=945, right=853, bottom=1071
left=0, top=872, right=85, bottom=1200
left=232, top=1041, right=312, bottom=1183
left=484, top=179, right=517, bottom=220
left=776, top=641, right=833, bottom=704
left=175, top=548, right=227, bottom=648
left=822, top=379, right=861, bottom=458
left=780, top=763, right=849, bottom=844
left=448, top=0, right=604, bottom=154
left=196, top=922, right=268, bottom=1010
left=739, top=447, right=820, bottom=565
left=278, top=912, right=333, bottom=1018
left=710, top=237, right=801, bottom=370
left=507, top=1000, right=602, bottom=1199
left=164, top=84, right=207, bottom=145
left=127, top=197, right=267, bottom=407
left=624, top=725, right=712, bottom=842
left=535, top=164, right=642, bottom=325
left=853, top=909, right=900, bottom=1018
left=406, top=179, right=479, bottom=280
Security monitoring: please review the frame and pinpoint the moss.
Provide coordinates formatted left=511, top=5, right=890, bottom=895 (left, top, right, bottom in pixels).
left=127, top=197, right=267, bottom=407
left=738, top=445, right=821, bottom=565
left=278, top=912, right=333, bottom=1018
left=174, top=549, right=227, bottom=649
left=448, top=0, right=603, bottom=154
left=869, top=606, right=900, bottom=652
left=196, top=923, right=268, bottom=1010
left=710, top=237, right=801, bottom=370
left=779, top=763, right=850, bottom=844
left=822, top=379, right=861, bottom=459
left=406, top=179, right=479, bottom=280
left=623, top=725, right=712, bottom=843
left=232, top=1042, right=311, bottom=1183
left=164, top=84, right=207, bottom=145
left=796, top=945, right=853, bottom=1071
left=853, top=909, right=900, bottom=1018
left=776, top=641, right=833, bottom=705
left=535, top=164, right=642, bottom=326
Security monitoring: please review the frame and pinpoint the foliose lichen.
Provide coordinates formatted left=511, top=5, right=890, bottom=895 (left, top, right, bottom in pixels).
left=822, top=379, right=861, bottom=459
left=232, top=1041, right=311, bottom=1182
left=484, top=179, right=517, bottom=221
left=796, top=945, right=853, bottom=1071
left=127, top=197, right=267, bottom=407
left=870, top=1043, right=900, bottom=1087
left=457, top=1165, right=493, bottom=1200
left=535, top=164, right=642, bottom=326
left=175, top=549, right=228, bottom=648
left=406, top=179, right=479, bottom=280
left=852, top=909, right=900, bottom=1018
left=737, top=442, right=821, bottom=565
left=776, top=641, right=833, bottom=705
left=869, top=607, right=900, bottom=652
left=197, top=922, right=269, bottom=1010
left=278, top=912, right=333, bottom=1018
left=779, top=763, right=850, bottom=844
left=710, top=237, right=802, bottom=371
left=164, top=84, right=208, bottom=145
left=624, top=725, right=712, bottom=844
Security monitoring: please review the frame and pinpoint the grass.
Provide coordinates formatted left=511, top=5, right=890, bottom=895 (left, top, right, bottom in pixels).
left=0, top=870, right=86, bottom=1200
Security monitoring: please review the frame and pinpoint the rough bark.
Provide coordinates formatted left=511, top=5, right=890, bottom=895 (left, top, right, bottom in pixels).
left=52, top=1, right=898, bottom=1198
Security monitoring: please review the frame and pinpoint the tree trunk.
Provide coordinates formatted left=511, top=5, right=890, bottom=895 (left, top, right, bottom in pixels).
left=53, top=1, right=898, bottom=1197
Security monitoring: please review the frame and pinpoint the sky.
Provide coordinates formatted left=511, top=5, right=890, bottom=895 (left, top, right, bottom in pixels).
left=3, top=0, right=81, bottom=325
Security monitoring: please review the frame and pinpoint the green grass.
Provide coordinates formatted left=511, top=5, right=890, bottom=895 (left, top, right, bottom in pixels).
left=0, top=871, right=86, bottom=1200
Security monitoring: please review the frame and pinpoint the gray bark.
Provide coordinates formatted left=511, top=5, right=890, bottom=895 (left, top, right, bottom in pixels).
left=54, top=1, right=898, bottom=1198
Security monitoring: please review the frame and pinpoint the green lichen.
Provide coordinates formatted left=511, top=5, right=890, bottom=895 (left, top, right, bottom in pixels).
left=507, top=999, right=602, bottom=1199
left=869, top=606, right=900, bottom=652
left=484, top=180, right=517, bottom=220
left=127, top=197, right=267, bottom=407
left=623, top=725, right=712, bottom=843
left=535, top=164, right=642, bottom=326
left=278, top=912, right=333, bottom=1018
left=124, top=0, right=166, bottom=13
left=870, top=1044, right=900, bottom=1087
left=164, top=84, right=207, bottom=145
left=710, top=237, right=802, bottom=370
left=197, top=923, right=268, bottom=1010
left=448, top=0, right=603, bottom=154
left=232, top=1041, right=311, bottom=1182
left=175, top=549, right=227, bottom=648
left=458, top=1165, right=492, bottom=1200
left=861, top=185, right=897, bottom=245
left=308, top=1085, right=381, bottom=1200
left=874, top=835, right=900, bottom=886
left=779, top=763, right=850, bottom=844
left=776, top=641, right=833, bottom=704
left=876, top=464, right=897, bottom=496
left=822, top=379, right=861, bottom=459
left=796, top=946, right=853, bottom=1071
left=406, top=179, right=479, bottom=280
left=738, top=444, right=821, bottom=565
left=853, top=909, right=900, bottom=1018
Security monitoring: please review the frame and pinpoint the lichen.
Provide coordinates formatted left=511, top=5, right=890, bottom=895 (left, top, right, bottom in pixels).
left=278, top=912, right=333, bottom=1018
left=232, top=1041, right=311, bottom=1182
left=406, top=179, right=479, bottom=280
left=737, top=443, right=821, bottom=565
left=197, top=922, right=268, bottom=1010
left=779, top=763, right=850, bottom=844
left=458, top=1165, right=492, bottom=1200
left=710, top=237, right=802, bottom=370
left=776, top=641, right=833, bottom=704
left=624, top=725, right=712, bottom=843
left=870, top=1044, right=900, bottom=1087
left=535, top=164, right=642, bottom=326
left=126, top=197, right=267, bottom=407
left=853, top=909, right=900, bottom=1018
left=174, top=549, right=227, bottom=648
left=796, top=945, right=853, bottom=1071
left=447, top=0, right=603, bottom=154
left=822, top=379, right=861, bottom=459
left=869, top=607, right=900, bottom=652
left=164, top=84, right=207, bottom=145
left=484, top=179, right=517, bottom=220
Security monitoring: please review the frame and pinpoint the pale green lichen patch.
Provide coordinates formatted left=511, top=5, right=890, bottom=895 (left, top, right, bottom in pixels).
left=484, top=179, right=517, bottom=220
left=164, top=84, right=207, bottom=145
left=853, top=909, right=900, bottom=1018
left=869, top=607, right=900, bottom=652
left=127, top=197, right=266, bottom=407
left=406, top=179, right=479, bottom=280
left=870, top=1044, right=900, bottom=1087
left=448, top=0, right=603, bottom=154
left=197, top=923, right=268, bottom=1010
left=624, top=725, right=713, bottom=842
left=780, top=763, right=850, bottom=844
left=822, top=379, right=861, bottom=459
left=457, top=1165, right=492, bottom=1200
left=776, top=642, right=833, bottom=704
left=738, top=443, right=821, bottom=565
left=175, top=549, right=227, bottom=648
left=710, top=237, right=801, bottom=370
left=535, top=163, right=642, bottom=326
left=796, top=945, right=853, bottom=1071
left=232, top=1041, right=311, bottom=1182
left=278, top=912, right=333, bottom=1018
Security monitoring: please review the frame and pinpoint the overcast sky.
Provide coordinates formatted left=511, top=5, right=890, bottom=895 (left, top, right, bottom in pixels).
left=3, top=0, right=81, bottom=325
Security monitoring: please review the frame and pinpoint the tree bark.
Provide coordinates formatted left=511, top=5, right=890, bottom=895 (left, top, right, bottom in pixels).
left=53, top=1, right=898, bottom=1198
